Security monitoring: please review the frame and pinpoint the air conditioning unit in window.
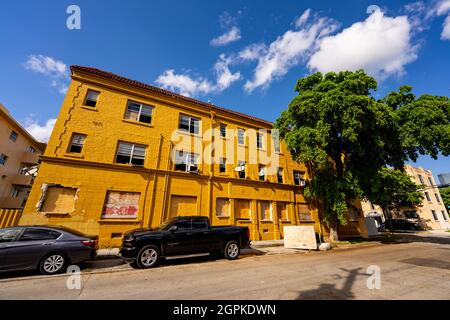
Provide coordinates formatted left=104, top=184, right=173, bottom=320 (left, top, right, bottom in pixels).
left=187, top=165, right=199, bottom=174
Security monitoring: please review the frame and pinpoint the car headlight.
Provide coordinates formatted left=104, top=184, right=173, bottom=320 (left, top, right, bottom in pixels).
left=124, top=234, right=136, bottom=242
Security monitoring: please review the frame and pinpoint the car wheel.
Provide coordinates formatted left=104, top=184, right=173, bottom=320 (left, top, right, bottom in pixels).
left=224, top=240, right=240, bottom=260
left=136, top=245, right=160, bottom=269
left=39, top=253, right=67, bottom=275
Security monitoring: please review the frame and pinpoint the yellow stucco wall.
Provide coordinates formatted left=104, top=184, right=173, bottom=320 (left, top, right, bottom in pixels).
left=19, top=67, right=362, bottom=247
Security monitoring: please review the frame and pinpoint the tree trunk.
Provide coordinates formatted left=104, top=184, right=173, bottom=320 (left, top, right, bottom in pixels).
left=329, top=215, right=339, bottom=242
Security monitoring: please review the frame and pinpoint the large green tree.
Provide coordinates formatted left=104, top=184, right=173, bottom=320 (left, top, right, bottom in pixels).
left=440, top=187, right=450, bottom=212
left=276, top=71, right=450, bottom=241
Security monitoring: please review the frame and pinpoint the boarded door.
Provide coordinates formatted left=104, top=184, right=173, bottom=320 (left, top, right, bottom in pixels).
left=170, top=196, right=197, bottom=218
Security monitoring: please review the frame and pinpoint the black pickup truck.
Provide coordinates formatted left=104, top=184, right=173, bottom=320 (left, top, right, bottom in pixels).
left=120, top=216, right=250, bottom=269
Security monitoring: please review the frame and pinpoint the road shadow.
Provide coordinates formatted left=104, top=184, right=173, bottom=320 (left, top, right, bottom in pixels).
left=296, top=267, right=368, bottom=300
left=400, top=258, right=450, bottom=270
left=396, top=233, right=450, bottom=245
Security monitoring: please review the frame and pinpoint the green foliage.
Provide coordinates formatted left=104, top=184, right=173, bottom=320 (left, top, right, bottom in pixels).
left=363, top=167, right=423, bottom=211
left=440, top=187, right=450, bottom=210
left=276, top=70, right=450, bottom=238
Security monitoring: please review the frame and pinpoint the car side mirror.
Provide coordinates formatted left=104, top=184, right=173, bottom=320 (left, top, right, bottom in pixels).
left=169, top=225, right=178, bottom=233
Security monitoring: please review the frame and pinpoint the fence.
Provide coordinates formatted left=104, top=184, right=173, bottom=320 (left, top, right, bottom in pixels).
left=0, top=209, right=23, bottom=228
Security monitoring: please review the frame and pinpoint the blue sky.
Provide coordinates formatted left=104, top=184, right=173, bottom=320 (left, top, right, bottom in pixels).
left=0, top=0, right=449, bottom=178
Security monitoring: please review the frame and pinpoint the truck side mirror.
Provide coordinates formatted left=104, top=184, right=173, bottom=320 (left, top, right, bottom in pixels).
left=169, top=225, right=178, bottom=233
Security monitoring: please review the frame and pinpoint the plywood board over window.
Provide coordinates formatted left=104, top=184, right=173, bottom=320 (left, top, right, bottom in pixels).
left=298, top=203, right=312, bottom=221
left=277, top=202, right=289, bottom=221
left=235, top=199, right=251, bottom=220
left=41, top=187, right=77, bottom=213
left=216, top=198, right=230, bottom=217
left=170, top=196, right=197, bottom=218
left=102, top=191, right=140, bottom=219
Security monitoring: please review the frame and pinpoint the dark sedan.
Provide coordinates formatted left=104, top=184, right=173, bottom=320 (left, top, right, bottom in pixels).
left=0, top=226, right=98, bottom=275
left=384, top=218, right=425, bottom=231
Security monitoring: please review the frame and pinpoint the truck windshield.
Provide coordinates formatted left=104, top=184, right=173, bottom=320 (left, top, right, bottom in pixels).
left=157, top=219, right=176, bottom=230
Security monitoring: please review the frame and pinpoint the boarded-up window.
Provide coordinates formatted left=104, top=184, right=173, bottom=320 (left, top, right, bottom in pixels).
left=216, top=198, right=230, bottom=217
left=260, top=201, right=272, bottom=220
left=298, top=203, right=312, bottom=221
left=235, top=199, right=251, bottom=220
left=102, top=191, right=140, bottom=219
left=41, top=187, right=77, bottom=213
left=277, top=202, right=288, bottom=220
left=170, top=196, right=197, bottom=218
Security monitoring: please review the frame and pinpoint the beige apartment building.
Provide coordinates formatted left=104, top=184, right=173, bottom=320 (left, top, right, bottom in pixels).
left=402, top=165, right=450, bottom=230
left=0, top=104, right=46, bottom=209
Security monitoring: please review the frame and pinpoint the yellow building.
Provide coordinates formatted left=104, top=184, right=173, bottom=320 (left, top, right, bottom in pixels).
left=0, top=104, right=46, bottom=209
left=19, top=66, right=366, bottom=247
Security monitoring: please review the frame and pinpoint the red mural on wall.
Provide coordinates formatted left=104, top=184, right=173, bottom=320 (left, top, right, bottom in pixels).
left=102, top=191, right=140, bottom=219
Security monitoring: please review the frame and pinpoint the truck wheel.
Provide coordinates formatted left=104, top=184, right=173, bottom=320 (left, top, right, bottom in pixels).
left=224, top=241, right=240, bottom=260
left=136, top=245, right=160, bottom=269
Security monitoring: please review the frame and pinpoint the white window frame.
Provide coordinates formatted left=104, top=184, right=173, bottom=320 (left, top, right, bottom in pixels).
left=84, top=89, right=100, bottom=108
left=179, top=114, right=200, bottom=135
left=125, top=101, right=154, bottom=124
left=115, top=142, right=147, bottom=166
left=68, top=133, right=86, bottom=153
left=256, top=132, right=264, bottom=149
left=175, top=151, right=199, bottom=173
left=237, top=128, right=245, bottom=145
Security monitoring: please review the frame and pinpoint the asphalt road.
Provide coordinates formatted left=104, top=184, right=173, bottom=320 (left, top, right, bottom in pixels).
left=1, top=233, right=449, bottom=300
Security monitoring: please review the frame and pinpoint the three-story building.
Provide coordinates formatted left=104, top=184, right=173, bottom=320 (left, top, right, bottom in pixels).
left=19, top=66, right=367, bottom=247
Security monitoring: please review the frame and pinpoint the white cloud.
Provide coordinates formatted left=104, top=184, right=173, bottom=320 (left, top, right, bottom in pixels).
left=24, top=55, right=69, bottom=94
left=155, top=70, right=213, bottom=97
left=23, top=116, right=57, bottom=143
left=155, top=55, right=241, bottom=97
left=238, top=43, right=267, bottom=61
left=210, top=26, right=242, bottom=46
left=442, top=14, right=450, bottom=39
left=435, top=0, right=450, bottom=39
left=214, top=54, right=241, bottom=91
left=244, top=10, right=339, bottom=92
left=308, top=11, right=418, bottom=78
left=436, top=0, right=450, bottom=15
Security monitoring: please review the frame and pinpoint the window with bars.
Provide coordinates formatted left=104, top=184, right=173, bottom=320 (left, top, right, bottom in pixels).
left=238, top=128, right=245, bottom=145
left=220, top=124, right=227, bottom=138
left=115, top=142, right=146, bottom=166
left=425, top=192, right=432, bottom=202
left=256, top=132, right=264, bottom=149
left=179, top=114, right=200, bottom=134
left=124, top=101, right=153, bottom=124
left=68, top=134, right=86, bottom=153
left=84, top=90, right=100, bottom=108
left=174, top=150, right=199, bottom=173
